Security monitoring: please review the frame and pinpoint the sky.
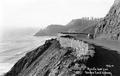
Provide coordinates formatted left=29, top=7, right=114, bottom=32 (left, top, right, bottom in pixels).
left=1, top=0, right=114, bottom=31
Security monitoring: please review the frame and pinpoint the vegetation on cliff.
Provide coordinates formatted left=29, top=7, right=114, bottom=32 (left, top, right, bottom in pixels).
left=35, top=17, right=100, bottom=36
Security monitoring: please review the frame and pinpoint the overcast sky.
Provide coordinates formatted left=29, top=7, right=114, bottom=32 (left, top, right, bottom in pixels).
left=1, top=0, right=114, bottom=31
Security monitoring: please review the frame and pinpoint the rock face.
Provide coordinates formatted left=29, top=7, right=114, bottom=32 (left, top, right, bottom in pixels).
left=4, top=38, right=95, bottom=76
left=94, top=0, right=120, bottom=40
left=4, top=37, right=120, bottom=76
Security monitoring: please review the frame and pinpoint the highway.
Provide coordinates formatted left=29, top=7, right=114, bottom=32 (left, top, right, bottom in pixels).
left=76, top=37, right=120, bottom=53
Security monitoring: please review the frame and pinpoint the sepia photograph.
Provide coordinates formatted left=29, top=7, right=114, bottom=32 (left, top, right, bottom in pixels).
left=0, top=0, right=120, bottom=76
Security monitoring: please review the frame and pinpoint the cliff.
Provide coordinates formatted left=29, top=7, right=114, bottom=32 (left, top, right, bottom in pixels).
left=35, top=18, right=99, bottom=36
left=4, top=37, right=120, bottom=76
left=35, top=25, right=66, bottom=36
left=94, top=0, right=120, bottom=40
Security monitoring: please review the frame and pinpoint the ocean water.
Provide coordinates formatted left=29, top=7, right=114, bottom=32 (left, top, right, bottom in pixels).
left=0, top=36, right=53, bottom=75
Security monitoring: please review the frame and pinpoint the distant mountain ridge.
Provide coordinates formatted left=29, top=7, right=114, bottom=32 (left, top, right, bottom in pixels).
left=35, top=18, right=100, bottom=36
left=35, top=25, right=66, bottom=36
left=35, top=0, right=120, bottom=40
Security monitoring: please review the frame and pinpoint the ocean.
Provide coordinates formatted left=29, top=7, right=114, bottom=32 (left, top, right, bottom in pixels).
left=0, top=36, right=53, bottom=75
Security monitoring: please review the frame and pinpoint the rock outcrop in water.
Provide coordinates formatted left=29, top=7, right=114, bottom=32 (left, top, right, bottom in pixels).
left=4, top=37, right=120, bottom=76
left=94, top=0, right=120, bottom=40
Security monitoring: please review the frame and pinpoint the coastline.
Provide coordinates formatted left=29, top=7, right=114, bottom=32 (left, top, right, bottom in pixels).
left=0, top=36, right=53, bottom=75
left=4, top=37, right=120, bottom=76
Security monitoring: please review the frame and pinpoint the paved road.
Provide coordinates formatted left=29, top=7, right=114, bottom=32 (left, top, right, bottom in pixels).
left=74, top=37, right=120, bottom=75
left=76, top=37, right=120, bottom=53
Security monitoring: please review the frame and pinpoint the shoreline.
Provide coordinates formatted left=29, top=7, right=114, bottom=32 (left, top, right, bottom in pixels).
left=4, top=37, right=120, bottom=76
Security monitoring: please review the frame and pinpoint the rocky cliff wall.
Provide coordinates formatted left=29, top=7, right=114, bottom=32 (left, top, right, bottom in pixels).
left=94, top=0, right=120, bottom=40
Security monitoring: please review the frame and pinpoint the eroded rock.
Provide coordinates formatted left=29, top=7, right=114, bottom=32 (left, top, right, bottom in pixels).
left=94, top=0, right=120, bottom=40
left=5, top=37, right=120, bottom=76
